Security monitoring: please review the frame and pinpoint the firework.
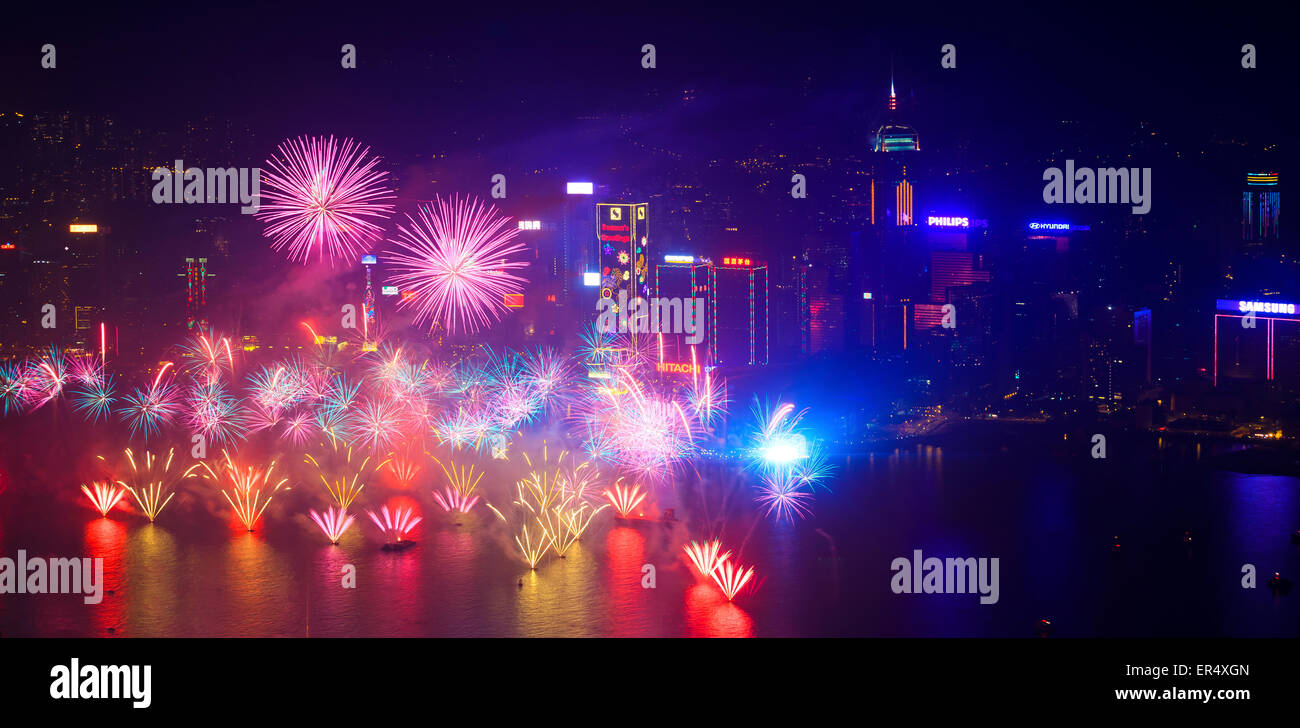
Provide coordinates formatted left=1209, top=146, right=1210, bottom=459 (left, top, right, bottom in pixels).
left=181, top=331, right=235, bottom=384
left=247, top=364, right=309, bottom=417
left=304, top=439, right=373, bottom=509
left=433, top=406, right=495, bottom=451
left=710, top=559, right=756, bottom=601
left=539, top=499, right=608, bottom=557
left=747, top=400, right=833, bottom=521
left=430, top=456, right=483, bottom=513
left=684, top=539, right=731, bottom=577
left=0, top=361, right=30, bottom=415
left=517, top=446, right=570, bottom=513
left=25, top=347, right=69, bottom=410
left=115, top=447, right=201, bottom=523
left=184, top=380, right=250, bottom=446
left=346, top=397, right=405, bottom=452
left=366, top=504, right=421, bottom=544
left=280, top=410, right=318, bottom=447
left=72, top=373, right=117, bottom=423
left=603, top=479, right=647, bottom=518
left=309, top=507, right=355, bottom=544
left=686, top=355, right=728, bottom=429
left=385, top=195, right=529, bottom=334
left=119, top=362, right=181, bottom=441
left=571, top=366, right=698, bottom=480
left=384, top=451, right=422, bottom=488
left=257, top=135, right=395, bottom=265
left=80, top=481, right=127, bottom=517
left=199, top=451, right=288, bottom=531
left=522, top=347, right=576, bottom=413
left=509, top=520, right=553, bottom=570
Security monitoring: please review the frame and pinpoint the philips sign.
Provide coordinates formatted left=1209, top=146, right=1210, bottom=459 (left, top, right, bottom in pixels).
left=926, top=216, right=969, bottom=227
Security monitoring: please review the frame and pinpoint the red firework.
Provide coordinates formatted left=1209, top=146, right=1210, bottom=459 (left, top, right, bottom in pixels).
left=257, top=135, right=395, bottom=265
left=684, top=539, right=730, bottom=576
left=385, top=195, right=529, bottom=334
left=603, top=479, right=648, bottom=518
left=81, top=481, right=127, bottom=517
left=710, top=560, right=756, bottom=601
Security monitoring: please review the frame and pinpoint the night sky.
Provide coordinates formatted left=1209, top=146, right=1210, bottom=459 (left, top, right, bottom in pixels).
left=4, top=4, right=1293, bottom=159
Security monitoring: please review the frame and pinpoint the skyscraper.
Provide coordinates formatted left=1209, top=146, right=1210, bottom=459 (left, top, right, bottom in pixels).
left=183, top=257, right=209, bottom=330
left=1242, top=171, right=1280, bottom=249
left=597, top=202, right=650, bottom=314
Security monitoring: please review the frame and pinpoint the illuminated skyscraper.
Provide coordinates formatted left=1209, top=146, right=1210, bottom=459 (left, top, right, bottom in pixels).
left=361, top=254, right=378, bottom=351
left=1242, top=171, right=1280, bottom=244
left=929, top=251, right=991, bottom=304
left=706, top=256, right=769, bottom=367
left=597, top=202, right=650, bottom=313
left=183, top=257, right=209, bottom=330
left=871, top=70, right=919, bottom=228
left=871, top=71, right=920, bottom=153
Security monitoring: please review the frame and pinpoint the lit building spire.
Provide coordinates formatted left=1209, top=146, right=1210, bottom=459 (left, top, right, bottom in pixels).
left=888, top=61, right=897, bottom=110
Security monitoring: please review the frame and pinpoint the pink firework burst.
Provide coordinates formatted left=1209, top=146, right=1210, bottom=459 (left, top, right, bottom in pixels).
left=367, top=504, right=422, bottom=544
left=309, top=507, right=355, bottom=544
left=385, top=195, right=529, bottom=334
left=432, top=487, right=480, bottom=514
left=257, top=135, right=395, bottom=265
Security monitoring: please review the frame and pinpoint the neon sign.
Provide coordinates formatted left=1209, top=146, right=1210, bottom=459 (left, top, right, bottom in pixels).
left=69, top=224, right=98, bottom=233
left=663, top=255, right=694, bottom=264
left=566, top=182, right=593, bottom=194
left=1237, top=300, right=1289, bottom=314
left=722, top=257, right=751, bottom=266
left=926, top=216, right=969, bottom=227
left=517, top=220, right=541, bottom=230
left=655, top=361, right=700, bottom=375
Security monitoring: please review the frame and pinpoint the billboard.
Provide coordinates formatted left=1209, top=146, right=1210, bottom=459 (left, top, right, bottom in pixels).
left=597, top=202, right=649, bottom=304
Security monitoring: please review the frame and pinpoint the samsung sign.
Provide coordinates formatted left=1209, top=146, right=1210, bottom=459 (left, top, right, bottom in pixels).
left=1217, top=299, right=1298, bottom=316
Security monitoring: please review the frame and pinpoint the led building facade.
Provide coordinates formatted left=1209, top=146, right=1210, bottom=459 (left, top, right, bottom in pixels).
left=1212, top=298, right=1299, bottom=386
left=653, top=256, right=769, bottom=368
left=706, top=257, right=769, bottom=367
left=184, top=257, right=209, bottom=330
left=361, top=254, right=377, bottom=351
left=597, top=202, right=650, bottom=312
left=1242, top=172, right=1280, bottom=242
